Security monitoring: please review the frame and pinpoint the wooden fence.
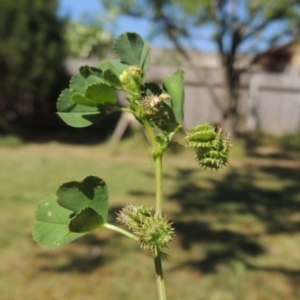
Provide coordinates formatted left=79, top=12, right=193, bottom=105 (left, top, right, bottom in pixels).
left=146, top=66, right=300, bottom=136
left=248, top=74, right=300, bottom=135
left=64, top=59, right=300, bottom=136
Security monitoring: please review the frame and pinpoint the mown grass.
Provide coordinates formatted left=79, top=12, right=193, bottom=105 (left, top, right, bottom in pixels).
left=0, top=137, right=300, bottom=300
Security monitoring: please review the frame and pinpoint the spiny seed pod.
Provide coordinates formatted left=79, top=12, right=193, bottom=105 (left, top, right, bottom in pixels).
left=138, top=216, right=174, bottom=259
left=185, top=123, right=231, bottom=170
left=117, top=204, right=174, bottom=258
left=141, top=94, right=178, bottom=132
left=195, top=133, right=231, bottom=170
left=117, top=204, right=153, bottom=232
left=185, top=123, right=217, bottom=148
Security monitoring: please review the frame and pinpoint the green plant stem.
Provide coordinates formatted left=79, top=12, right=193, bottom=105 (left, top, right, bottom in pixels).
left=155, top=154, right=163, bottom=217
left=143, top=117, right=167, bottom=300
left=154, top=255, right=166, bottom=300
left=142, top=117, right=164, bottom=217
left=154, top=154, right=167, bottom=300
left=104, top=223, right=138, bottom=240
left=143, top=119, right=158, bottom=147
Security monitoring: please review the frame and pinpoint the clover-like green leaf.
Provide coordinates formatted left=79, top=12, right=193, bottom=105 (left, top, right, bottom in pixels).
left=57, top=176, right=109, bottom=221
left=70, top=71, right=104, bottom=95
left=33, top=195, right=86, bottom=248
left=33, top=176, right=109, bottom=248
left=99, top=60, right=128, bottom=88
left=69, top=207, right=105, bottom=233
left=142, top=82, right=162, bottom=97
left=80, top=66, right=103, bottom=78
left=103, top=69, right=122, bottom=87
left=57, top=89, right=106, bottom=128
left=86, top=83, right=116, bottom=106
left=72, top=83, right=116, bottom=108
left=99, top=59, right=128, bottom=75
left=163, top=70, right=185, bottom=124
left=71, top=94, right=99, bottom=107
left=114, top=32, right=151, bottom=75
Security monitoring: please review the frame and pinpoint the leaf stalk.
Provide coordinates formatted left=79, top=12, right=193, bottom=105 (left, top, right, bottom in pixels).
left=104, top=223, right=138, bottom=240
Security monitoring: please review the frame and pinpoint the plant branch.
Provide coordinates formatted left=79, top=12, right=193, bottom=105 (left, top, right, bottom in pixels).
left=104, top=223, right=138, bottom=240
left=143, top=118, right=158, bottom=148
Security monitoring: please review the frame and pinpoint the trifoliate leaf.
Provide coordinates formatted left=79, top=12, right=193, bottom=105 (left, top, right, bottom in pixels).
left=57, top=176, right=109, bottom=221
left=99, top=59, right=129, bottom=76
left=72, top=83, right=116, bottom=108
left=33, top=195, right=85, bottom=248
left=33, top=176, right=109, bottom=248
left=85, top=83, right=116, bottom=106
left=69, top=207, right=105, bottom=233
left=103, top=69, right=122, bottom=87
left=57, top=89, right=106, bottom=128
left=114, top=32, right=151, bottom=75
left=70, top=66, right=103, bottom=94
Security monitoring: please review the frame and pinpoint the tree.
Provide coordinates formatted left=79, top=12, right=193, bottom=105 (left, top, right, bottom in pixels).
left=0, top=0, right=67, bottom=128
left=102, top=0, right=300, bottom=134
left=64, top=20, right=113, bottom=59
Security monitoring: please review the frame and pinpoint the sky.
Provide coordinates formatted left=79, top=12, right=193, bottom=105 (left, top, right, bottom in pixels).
left=57, top=0, right=217, bottom=51
left=57, top=0, right=293, bottom=54
left=58, top=0, right=102, bottom=20
left=57, top=0, right=174, bottom=48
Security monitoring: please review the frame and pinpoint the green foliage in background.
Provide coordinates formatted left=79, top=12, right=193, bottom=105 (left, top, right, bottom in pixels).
left=0, top=0, right=66, bottom=114
left=65, top=21, right=113, bottom=58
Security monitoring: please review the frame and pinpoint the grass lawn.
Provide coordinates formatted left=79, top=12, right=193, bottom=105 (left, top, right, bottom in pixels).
left=0, top=136, right=300, bottom=300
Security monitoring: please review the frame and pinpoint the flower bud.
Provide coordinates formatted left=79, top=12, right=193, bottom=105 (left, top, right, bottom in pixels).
left=141, top=94, right=178, bottom=132
left=129, top=66, right=142, bottom=82
left=159, top=93, right=171, bottom=101
left=119, top=70, right=131, bottom=85
left=119, top=67, right=142, bottom=92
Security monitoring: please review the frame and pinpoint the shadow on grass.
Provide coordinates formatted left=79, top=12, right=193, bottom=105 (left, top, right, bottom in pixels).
left=171, top=165, right=300, bottom=229
left=167, top=162, right=300, bottom=274
left=172, top=220, right=264, bottom=273
left=128, top=157, right=300, bottom=277
left=36, top=234, right=111, bottom=273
